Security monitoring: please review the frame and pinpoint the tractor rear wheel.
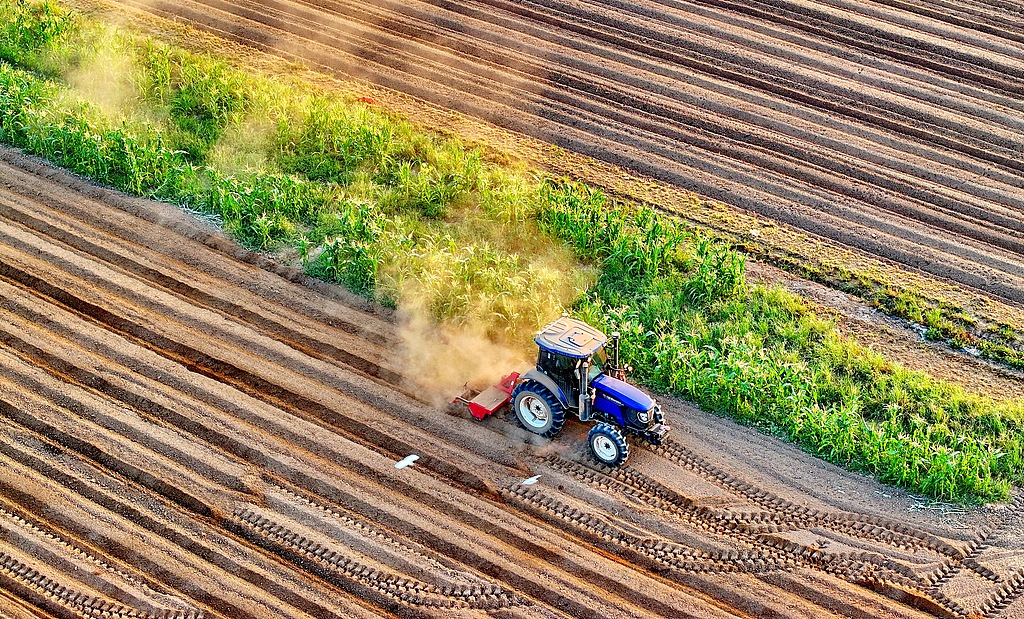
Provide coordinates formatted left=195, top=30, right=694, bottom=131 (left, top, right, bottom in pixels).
left=510, top=381, right=565, bottom=438
left=588, top=423, right=629, bottom=466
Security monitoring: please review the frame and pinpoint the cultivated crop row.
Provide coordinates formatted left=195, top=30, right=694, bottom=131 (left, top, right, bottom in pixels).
left=0, top=136, right=1021, bottom=617
left=2, top=0, right=1022, bottom=501
left=124, top=0, right=1024, bottom=363
left=141, top=0, right=1024, bottom=302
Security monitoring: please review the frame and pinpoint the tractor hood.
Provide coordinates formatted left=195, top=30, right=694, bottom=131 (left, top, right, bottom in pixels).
left=592, top=374, right=655, bottom=412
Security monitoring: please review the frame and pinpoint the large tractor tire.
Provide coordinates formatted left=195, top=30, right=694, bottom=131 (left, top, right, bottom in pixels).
left=588, top=423, right=630, bottom=466
left=510, top=380, right=565, bottom=438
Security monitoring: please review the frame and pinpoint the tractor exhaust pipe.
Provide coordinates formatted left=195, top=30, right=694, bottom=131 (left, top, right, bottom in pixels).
left=611, top=331, right=620, bottom=370
left=609, top=332, right=628, bottom=381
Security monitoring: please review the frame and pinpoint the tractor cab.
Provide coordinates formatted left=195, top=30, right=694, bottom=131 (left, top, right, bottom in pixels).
left=507, top=316, right=669, bottom=465
left=534, top=318, right=607, bottom=408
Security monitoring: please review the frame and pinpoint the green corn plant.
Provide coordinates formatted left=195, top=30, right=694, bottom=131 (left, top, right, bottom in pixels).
left=314, top=236, right=380, bottom=295
left=0, top=0, right=75, bottom=71
left=1, top=0, right=1021, bottom=503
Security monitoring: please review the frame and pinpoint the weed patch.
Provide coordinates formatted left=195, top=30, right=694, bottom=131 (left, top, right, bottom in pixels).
left=765, top=247, right=1024, bottom=371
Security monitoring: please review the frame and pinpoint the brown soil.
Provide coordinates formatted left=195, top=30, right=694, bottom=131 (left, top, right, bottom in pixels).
left=5, top=0, right=1024, bottom=617
left=0, top=149, right=1021, bottom=619
left=85, top=0, right=1024, bottom=322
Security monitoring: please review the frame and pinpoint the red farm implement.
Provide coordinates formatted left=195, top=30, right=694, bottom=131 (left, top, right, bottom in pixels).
left=452, top=372, right=520, bottom=420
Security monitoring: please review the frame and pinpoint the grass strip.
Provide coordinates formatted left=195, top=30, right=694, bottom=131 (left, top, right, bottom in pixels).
left=0, top=0, right=589, bottom=342
left=766, top=250, right=1024, bottom=371
left=540, top=181, right=1023, bottom=503
left=1, top=0, right=1021, bottom=502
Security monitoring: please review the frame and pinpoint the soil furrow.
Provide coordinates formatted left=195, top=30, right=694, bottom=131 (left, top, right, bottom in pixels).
left=117, top=0, right=1024, bottom=308
left=277, top=0, right=1024, bottom=243
left=359, top=0, right=1024, bottom=156
left=0, top=192, right=410, bottom=395
left=0, top=333, right=571, bottom=616
left=690, top=0, right=1024, bottom=92
left=0, top=151, right=398, bottom=341
left=877, top=0, right=1024, bottom=41
left=169, top=0, right=1024, bottom=177
left=2, top=17, right=1021, bottom=611
left=816, top=0, right=1024, bottom=45
left=505, top=0, right=1024, bottom=131
left=577, top=0, right=1024, bottom=133
left=460, top=0, right=1024, bottom=159
left=0, top=436, right=351, bottom=619
left=0, top=248, right=501, bottom=500
left=0, top=228, right=735, bottom=616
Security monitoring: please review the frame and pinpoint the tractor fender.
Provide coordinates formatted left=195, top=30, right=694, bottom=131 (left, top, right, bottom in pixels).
left=519, top=369, right=573, bottom=409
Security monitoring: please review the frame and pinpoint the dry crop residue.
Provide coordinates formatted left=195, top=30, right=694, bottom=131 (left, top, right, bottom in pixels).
left=0, top=150, right=1022, bottom=618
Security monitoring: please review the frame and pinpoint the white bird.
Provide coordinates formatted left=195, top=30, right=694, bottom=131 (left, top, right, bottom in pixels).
left=522, top=475, right=541, bottom=485
left=395, top=454, right=419, bottom=469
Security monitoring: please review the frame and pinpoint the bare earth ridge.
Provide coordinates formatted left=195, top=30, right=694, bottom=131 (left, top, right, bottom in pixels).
left=0, top=149, right=1022, bottom=618
left=108, top=0, right=1024, bottom=309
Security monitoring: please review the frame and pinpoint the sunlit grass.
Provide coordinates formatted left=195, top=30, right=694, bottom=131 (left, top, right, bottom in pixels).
left=0, top=0, right=585, bottom=340
left=543, top=180, right=1022, bottom=503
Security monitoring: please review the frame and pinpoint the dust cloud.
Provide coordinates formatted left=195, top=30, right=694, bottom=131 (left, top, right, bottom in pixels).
left=66, top=35, right=139, bottom=121
left=53, top=4, right=587, bottom=409
left=390, top=227, right=595, bottom=405
left=208, top=117, right=277, bottom=174
left=397, top=309, right=535, bottom=406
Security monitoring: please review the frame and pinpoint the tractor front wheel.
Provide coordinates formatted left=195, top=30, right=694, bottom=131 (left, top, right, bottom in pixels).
left=510, top=381, right=565, bottom=438
left=588, top=423, right=630, bottom=466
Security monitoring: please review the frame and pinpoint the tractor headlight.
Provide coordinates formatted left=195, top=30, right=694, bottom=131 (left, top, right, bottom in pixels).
left=637, top=408, right=651, bottom=425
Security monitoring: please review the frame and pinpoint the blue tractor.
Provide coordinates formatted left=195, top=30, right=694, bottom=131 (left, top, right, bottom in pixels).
left=510, top=316, right=670, bottom=466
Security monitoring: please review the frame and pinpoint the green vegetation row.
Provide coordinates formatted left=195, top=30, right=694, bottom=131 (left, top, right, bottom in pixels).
left=541, top=182, right=1022, bottom=502
left=2, top=0, right=1021, bottom=502
left=854, top=281, right=1023, bottom=371
left=0, top=0, right=587, bottom=342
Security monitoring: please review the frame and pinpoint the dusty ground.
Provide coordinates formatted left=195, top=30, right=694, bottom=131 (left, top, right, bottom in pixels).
left=5, top=0, right=1024, bottom=617
left=0, top=149, right=1021, bottom=619
left=96, top=0, right=1024, bottom=315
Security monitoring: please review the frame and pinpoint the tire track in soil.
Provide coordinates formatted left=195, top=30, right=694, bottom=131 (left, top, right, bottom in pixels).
left=0, top=156, right=1018, bottom=616
left=0, top=427, right=377, bottom=619
left=0, top=154, right=758, bottom=618
left=0, top=285, right=612, bottom=618
left=0, top=323, right=708, bottom=619
left=115, top=0, right=1024, bottom=306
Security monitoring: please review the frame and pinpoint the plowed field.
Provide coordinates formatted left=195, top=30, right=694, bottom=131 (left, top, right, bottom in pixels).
left=6, top=0, right=1024, bottom=617
left=112, top=0, right=1024, bottom=307
left=1, top=147, right=1022, bottom=618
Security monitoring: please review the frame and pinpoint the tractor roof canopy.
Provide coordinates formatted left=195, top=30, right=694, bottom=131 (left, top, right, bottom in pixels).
left=535, top=317, right=607, bottom=359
